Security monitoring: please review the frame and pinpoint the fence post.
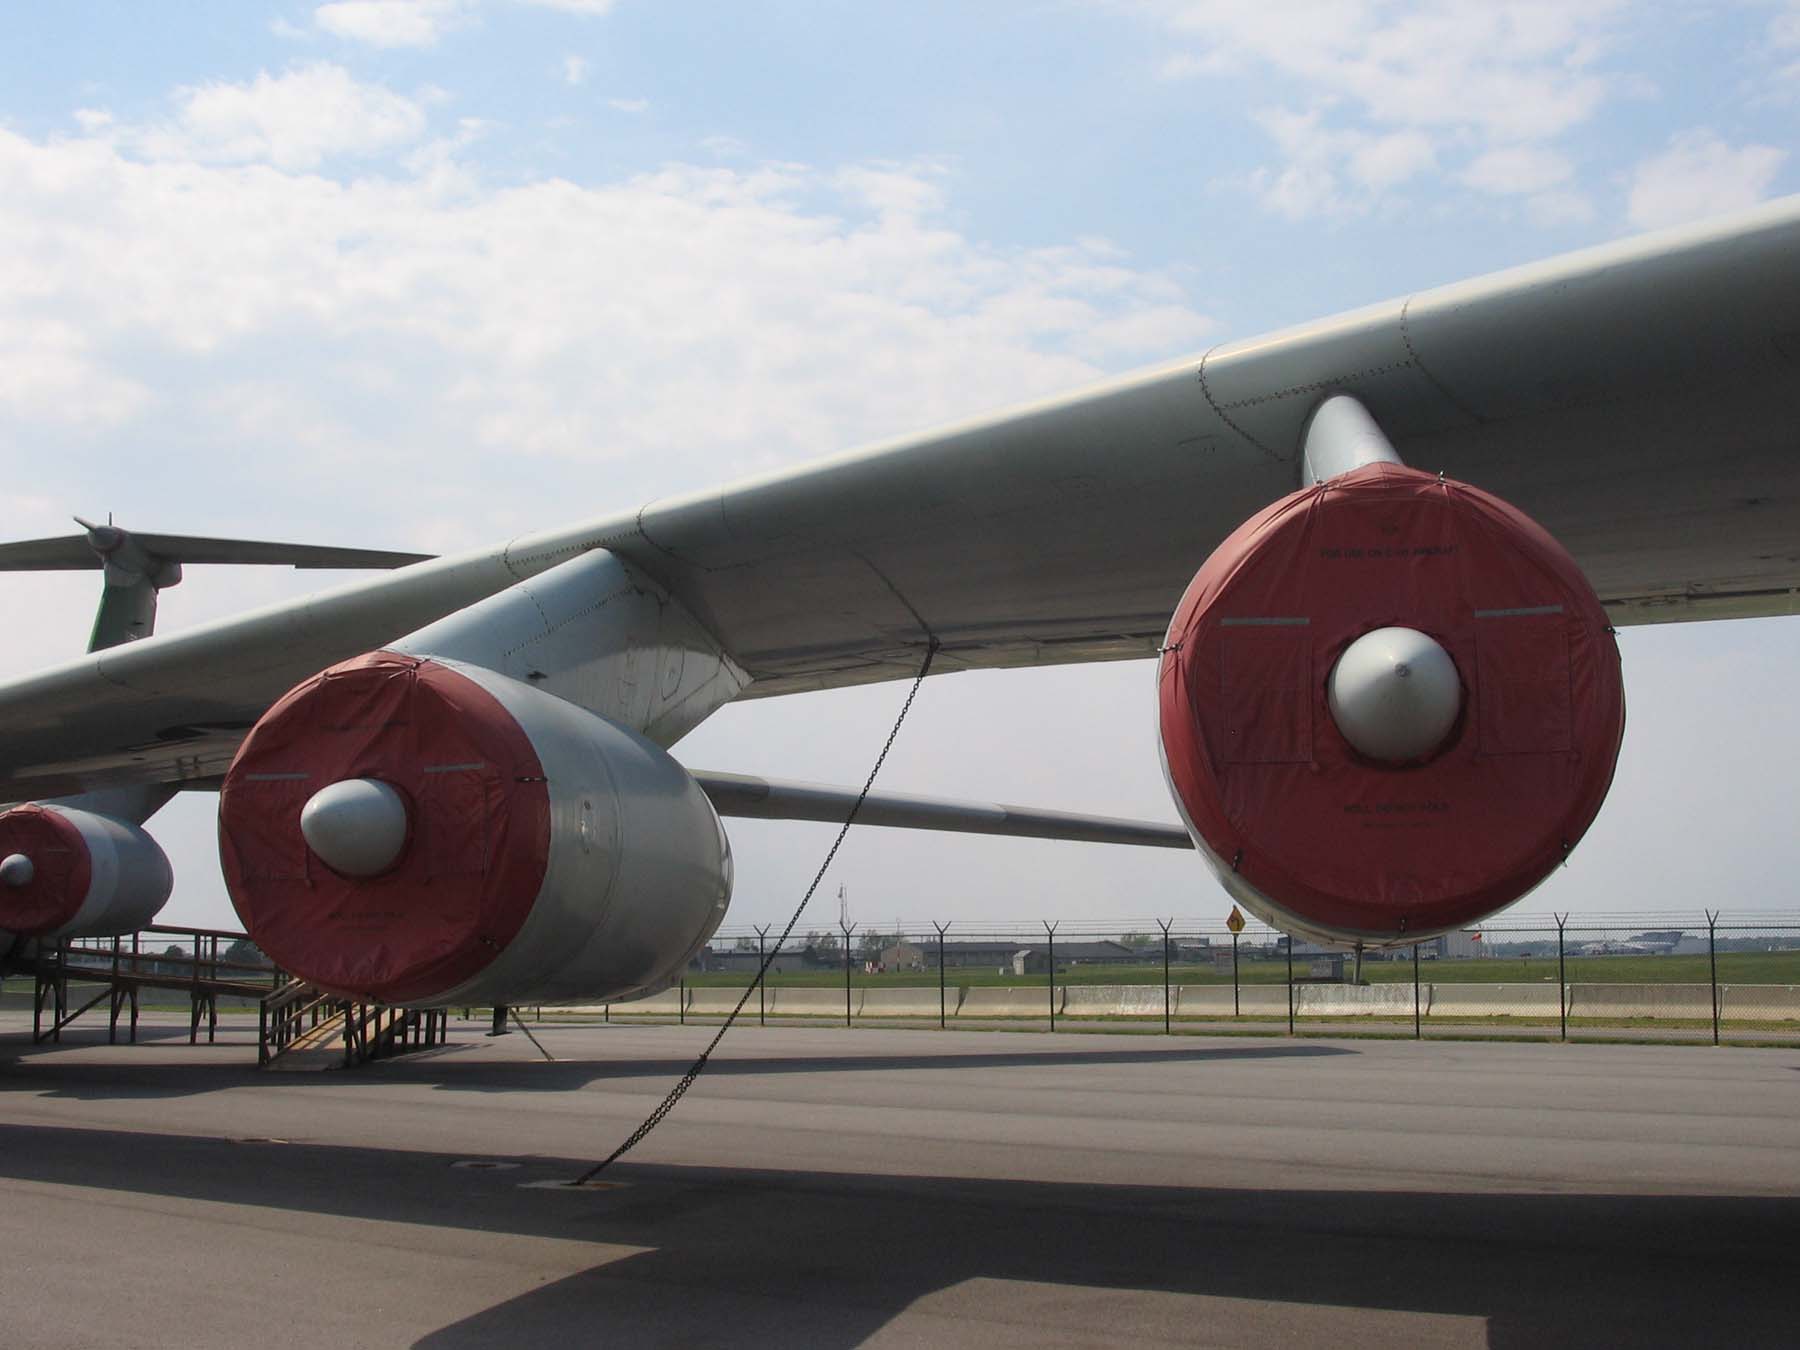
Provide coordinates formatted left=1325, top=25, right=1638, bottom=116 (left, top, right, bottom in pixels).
left=1286, top=934, right=1294, bottom=1035
left=679, top=977, right=686, bottom=1026
left=1555, top=913, right=1568, bottom=1041
left=934, top=921, right=951, bottom=1030
left=1706, top=908, right=1720, bottom=1046
left=840, top=919, right=856, bottom=1028
left=1232, top=931, right=1240, bottom=1017
left=1412, top=941, right=1422, bottom=1040
left=1045, top=920, right=1059, bottom=1031
left=1158, top=918, right=1173, bottom=1035
left=755, top=924, right=770, bottom=1027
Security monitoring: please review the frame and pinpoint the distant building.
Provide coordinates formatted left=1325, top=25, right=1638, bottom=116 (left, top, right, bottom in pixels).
left=936, top=941, right=1034, bottom=973
left=879, top=942, right=924, bottom=971
left=690, top=944, right=813, bottom=975
left=1019, top=940, right=1135, bottom=974
left=911, top=938, right=1139, bottom=974
left=1412, top=930, right=1484, bottom=960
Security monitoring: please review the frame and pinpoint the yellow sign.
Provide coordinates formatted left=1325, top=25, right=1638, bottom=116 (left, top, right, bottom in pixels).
left=1226, top=905, right=1246, bottom=934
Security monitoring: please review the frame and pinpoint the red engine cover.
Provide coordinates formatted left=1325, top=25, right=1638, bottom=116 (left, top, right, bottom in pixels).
left=219, top=651, right=551, bottom=1003
left=1158, top=462, right=1624, bottom=942
left=0, top=805, right=92, bottom=936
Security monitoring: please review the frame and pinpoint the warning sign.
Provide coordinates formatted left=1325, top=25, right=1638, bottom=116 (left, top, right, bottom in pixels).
left=1226, top=906, right=1246, bottom=934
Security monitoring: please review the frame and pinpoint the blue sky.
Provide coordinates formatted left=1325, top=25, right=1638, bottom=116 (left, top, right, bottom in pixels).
left=4, top=1, right=1800, bottom=935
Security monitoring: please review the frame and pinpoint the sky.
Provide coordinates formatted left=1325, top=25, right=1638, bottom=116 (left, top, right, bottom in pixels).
left=4, top=1, right=1800, bottom=938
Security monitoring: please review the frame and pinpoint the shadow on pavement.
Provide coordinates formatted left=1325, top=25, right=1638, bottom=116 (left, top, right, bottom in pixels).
left=0, top=1033, right=1352, bottom=1099
left=0, top=1120, right=1791, bottom=1348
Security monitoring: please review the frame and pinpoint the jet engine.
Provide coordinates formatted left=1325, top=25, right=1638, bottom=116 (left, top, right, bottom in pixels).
left=1158, top=461, right=1624, bottom=945
left=0, top=804, right=174, bottom=938
left=218, top=651, right=732, bottom=1006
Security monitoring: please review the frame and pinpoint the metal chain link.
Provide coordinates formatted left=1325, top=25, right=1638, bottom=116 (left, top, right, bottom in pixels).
left=573, top=639, right=939, bottom=1184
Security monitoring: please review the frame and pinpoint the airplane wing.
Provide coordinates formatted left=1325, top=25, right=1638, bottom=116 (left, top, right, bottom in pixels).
left=692, top=772, right=1192, bottom=849
left=4, top=197, right=1800, bottom=798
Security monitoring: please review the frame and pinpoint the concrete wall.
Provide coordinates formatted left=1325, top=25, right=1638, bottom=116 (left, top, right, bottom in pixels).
left=1177, top=985, right=1289, bottom=1017
left=776, top=987, right=861, bottom=1018
left=1293, top=984, right=1424, bottom=1016
left=861, top=987, right=960, bottom=1018
left=687, top=987, right=757, bottom=1016
left=1428, top=983, right=1561, bottom=1018
left=1174, top=985, right=1237, bottom=1017
left=959, top=986, right=1061, bottom=1018
left=1565, top=984, right=1713, bottom=1020
left=1062, top=985, right=1169, bottom=1017
left=1719, top=984, right=1800, bottom=1021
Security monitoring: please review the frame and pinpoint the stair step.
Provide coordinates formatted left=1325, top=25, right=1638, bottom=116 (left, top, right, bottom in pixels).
left=260, top=986, right=446, bottom=1069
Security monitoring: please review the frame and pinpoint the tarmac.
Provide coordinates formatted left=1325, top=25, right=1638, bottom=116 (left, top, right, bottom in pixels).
left=1, top=1011, right=1797, bottom=1348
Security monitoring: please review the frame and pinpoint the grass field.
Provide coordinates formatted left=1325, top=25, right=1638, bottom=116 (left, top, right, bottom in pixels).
left=686, top=951, right=1800, bottom=989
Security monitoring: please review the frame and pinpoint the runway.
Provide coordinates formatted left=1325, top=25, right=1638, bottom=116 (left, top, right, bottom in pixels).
left=1, top=1015, right=1795, bottom=1347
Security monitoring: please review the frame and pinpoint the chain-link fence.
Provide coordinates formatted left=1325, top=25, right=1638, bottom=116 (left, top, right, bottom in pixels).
left=653, top=912, right=1800, bottom=1043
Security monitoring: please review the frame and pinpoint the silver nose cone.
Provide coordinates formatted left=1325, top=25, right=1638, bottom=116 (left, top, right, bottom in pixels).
left=300, top=778, right=410, bottom=877
left=0, top=853, right=34, bottom=888
left=1327, top=626, right=1462, bottom=763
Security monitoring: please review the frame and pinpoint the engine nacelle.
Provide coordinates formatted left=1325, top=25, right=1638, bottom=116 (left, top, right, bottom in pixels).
left=1158, top=463, right=1624, bottom=946
left=0, top=804, right=173, bottom=939
left=218, top=651, right=732, bottom=1006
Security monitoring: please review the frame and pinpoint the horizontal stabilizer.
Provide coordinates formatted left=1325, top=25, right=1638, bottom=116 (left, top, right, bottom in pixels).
left=691, top=770, right=1193, bottom=849
left=0, top=530, right=433, bottom=572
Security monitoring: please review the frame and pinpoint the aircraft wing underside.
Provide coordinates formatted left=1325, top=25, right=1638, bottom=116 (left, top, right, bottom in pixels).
left=5, top=198, right=1800, bottom=797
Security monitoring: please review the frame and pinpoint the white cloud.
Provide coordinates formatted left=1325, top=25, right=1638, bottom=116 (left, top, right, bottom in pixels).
left=1462, top=145, right=1571, bottom=196
left=836, top=162, right=950, bottom=218
left=0, top=116, right=1211, bottom=568
left=315, top=0, right=473, bottom=47
left=126, top=64, right=429, bottom=170
left=1461, top=146, right=1595, bottom=225
left=1626, top=131, right=1786, bottom=231
left=1771, top=2, right=1800, bottom=55
left=1348, top=128, right=1436, bottom=190
left=607, top=96, right=650, bottom=114
left=1244, top=108, right=1436, bottom=218
left=1116, top=0, right=1628, bottom=220
left=1070, top=304, right=1216, bottom=360
left=1758, top=4, right=1800, bottom=93
left=312, top=0, right=615, bottom=46
left=1524, top=188, right=1595, bottom=226
left=563, top=54, right=590, bottom=85
left=0, top=320, right=150, bottom=429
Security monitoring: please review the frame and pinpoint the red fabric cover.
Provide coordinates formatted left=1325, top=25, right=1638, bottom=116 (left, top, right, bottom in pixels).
left=0, top=805, right=91, bottom=936
left=1158, top=463, right=1624, bottom=940
left=219, top=651, right=550, bottom=1003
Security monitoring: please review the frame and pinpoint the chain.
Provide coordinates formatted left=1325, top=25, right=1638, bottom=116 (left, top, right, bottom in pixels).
left=572, top=639, right=940, bottom=1184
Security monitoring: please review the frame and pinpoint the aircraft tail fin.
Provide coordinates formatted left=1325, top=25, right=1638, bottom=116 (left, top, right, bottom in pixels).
left=0, top=520, right=435, bottom=651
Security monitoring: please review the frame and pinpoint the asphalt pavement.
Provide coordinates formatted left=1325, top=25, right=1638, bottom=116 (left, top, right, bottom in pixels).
left=1, top=1012, right=1795, bottom=1347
